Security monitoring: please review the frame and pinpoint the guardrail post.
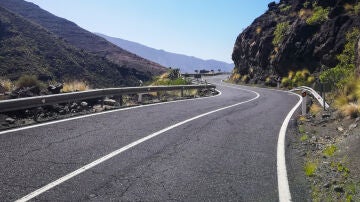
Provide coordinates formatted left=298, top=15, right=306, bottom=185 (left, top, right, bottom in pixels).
left=138, top=93, right=142, bottom=104
left=101, top=97, right=105, bottom=108
left=302, top=90, right=307, bottom=115
left=119, top=95, right=123, bottom=106
left=181, top=87, right=184, bottom=97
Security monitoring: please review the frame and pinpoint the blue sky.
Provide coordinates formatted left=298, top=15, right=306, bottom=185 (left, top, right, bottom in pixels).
left=25, top=0, right=277, bottom=63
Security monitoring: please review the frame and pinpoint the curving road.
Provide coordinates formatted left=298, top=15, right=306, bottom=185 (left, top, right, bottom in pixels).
left=0, top=76, right=304, bottom=201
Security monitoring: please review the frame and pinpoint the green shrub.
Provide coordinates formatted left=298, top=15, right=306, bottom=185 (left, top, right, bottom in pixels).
left=320, top=28, right=360, bottom=90
left=272, top=22, right=290, bottom=46
left=354, top=2, right=360, bottom=15
left=306, top=6, right=329, bottom=25
left=303, top=1, right=311, bottom=9
left=323, top=145, right=337, bottom=157
left=281, top=77, right=292, bottom=87
left=280, top=5, right=292, bottom=13
left=16, top=75, right=43, bottom=89
left=153, top=78, right=188, bottom=86
left=300, top=134, right=309, bottom=141
left=241, top=75, right=250, bottom=83
left=304, top=161, right=317, bottom=177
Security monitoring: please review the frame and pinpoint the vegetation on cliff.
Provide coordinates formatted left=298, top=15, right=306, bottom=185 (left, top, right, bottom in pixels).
left=231, top=0, right=360, bottom=86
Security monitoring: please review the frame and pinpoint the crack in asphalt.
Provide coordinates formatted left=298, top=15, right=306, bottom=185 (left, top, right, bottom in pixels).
left=18, top=129, right=99, bottom=158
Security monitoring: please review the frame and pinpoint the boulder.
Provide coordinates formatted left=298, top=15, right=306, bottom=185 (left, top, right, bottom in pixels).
left=5, top=117, right=15, bottom=124
left=103, top=99, right=118, bottom=106
left=47, top=83, right=63, bottom=94
left=80, top=101, right=88, bottom=108
left=10, top=86, right=40, bottom=98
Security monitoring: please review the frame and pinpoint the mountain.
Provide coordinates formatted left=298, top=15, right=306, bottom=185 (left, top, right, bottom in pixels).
left=95, top=33, right=234, bottom=73
left=0, top=0, right=166, bottom=76
left=232, top=0, right=360, bottom=82
left=0, top=6, right=149, bottom=87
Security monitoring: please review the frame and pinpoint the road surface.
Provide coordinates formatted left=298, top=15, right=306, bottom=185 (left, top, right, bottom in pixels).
left=0, top=76, right=304, bottom=201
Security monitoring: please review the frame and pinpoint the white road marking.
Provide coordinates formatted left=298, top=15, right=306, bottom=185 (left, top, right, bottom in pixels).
left=16, top=86, right=259, bottom=202
left=277, top=93, right=302, bottom=202
left=220, top=80, right=303, bottom=202
left=0, top=89, right=221, bottom=135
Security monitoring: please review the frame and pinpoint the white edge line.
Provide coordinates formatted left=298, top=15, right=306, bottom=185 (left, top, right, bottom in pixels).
left=16, top=85, right=259, bottom=202
left=277, top=92, right=302, bottom=202
left=0, top=89, right=222, bottom=135
left=220, top=80, right=303, bottom=202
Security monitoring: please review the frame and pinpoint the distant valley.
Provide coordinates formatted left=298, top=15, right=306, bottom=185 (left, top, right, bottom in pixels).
left=96, top=33, right=234, bottom=73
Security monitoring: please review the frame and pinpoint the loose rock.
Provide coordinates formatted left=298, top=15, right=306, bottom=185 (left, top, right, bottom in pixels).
left=5, top=118, right=15, bottom=124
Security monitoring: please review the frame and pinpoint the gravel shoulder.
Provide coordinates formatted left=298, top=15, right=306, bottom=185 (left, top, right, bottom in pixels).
left=290, top=104, right=360, bottom=201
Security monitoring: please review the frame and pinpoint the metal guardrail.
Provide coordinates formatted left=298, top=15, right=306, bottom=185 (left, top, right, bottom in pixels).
left=290, top=86, right=330, bottom=109
left=0, top=84, right=216, bottom=113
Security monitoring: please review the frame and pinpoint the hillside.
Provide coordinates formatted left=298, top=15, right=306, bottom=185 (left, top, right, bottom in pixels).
left=96, top=33, right=234, bottom=73
left=232, top=0, right=360, bottom=82
left=0, top=6, right=148, bottom=87
left=0, top=0, right=166, bottom=76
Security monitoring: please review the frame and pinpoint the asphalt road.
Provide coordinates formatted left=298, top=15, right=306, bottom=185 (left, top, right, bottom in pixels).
left=0, top=76, right=303, bottom=201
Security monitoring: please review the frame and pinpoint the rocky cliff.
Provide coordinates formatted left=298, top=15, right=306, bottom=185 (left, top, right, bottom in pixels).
left=232, top=0, right=360, bottom=82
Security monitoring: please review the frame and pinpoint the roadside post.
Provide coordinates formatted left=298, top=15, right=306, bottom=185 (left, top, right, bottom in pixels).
left=301, top=90, right=307, bottom=115
left=277, top=77, right=281, bottom=89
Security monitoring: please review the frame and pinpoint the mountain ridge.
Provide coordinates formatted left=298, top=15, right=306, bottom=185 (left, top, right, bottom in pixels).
left=0, top=5, right=150, bottom=87
left=0, top=0, right=166, bottom=76
left=96, top=33, right=234, bottom=73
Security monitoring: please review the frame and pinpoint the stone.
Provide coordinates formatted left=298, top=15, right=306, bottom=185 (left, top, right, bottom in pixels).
left=333, top=185, right=344, bottom=193
left=5, top=118, right=15, bottom=124
left=70, top=103, right=78, bottom=109
left=337, top=127, right=344, bottom=132
left=322, top=114, right=331, bottom=119
left=323, top=182, right=331, bottom=188
left=59, top=110, right=66, bottom=115
left=47, top=83, right=63, bottom=94
left=80, top=101, right=88, bottom=107
left=349, top=123, right=357, bottom=130
left=103, top=99, right=117, bottom=106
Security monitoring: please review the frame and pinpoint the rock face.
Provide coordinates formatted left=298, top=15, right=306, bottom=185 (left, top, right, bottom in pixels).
left=232, top=0, right=360, bottom=82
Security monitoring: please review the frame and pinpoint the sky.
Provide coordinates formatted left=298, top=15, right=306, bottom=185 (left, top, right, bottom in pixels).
left=25, top=0, right=277, bottom=63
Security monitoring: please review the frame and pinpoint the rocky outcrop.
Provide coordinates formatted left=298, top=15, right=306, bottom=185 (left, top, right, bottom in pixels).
left=232, top=0, right=360, bottom=82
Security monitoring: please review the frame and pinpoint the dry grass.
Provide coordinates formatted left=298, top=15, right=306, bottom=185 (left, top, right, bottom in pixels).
left=16, top=75, right=43, bottom=89
left=0, top=79, right=14, bottom=92
left=309, top=104, right=322, bottom=116
left=344, top=3, right=354, bottom=12
left=256, top=26, right=262, bottom=34
left=298, top=8, right=313, bottom=19
left=62, top=81, right=89, bottom=93
left=339, top=103, right=359, bottom=118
